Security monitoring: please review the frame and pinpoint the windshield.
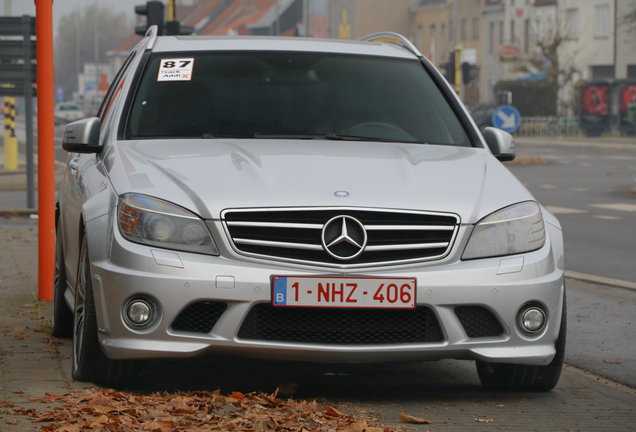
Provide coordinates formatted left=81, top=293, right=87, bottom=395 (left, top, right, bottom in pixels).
left=128, top=51, right=469, bottom=146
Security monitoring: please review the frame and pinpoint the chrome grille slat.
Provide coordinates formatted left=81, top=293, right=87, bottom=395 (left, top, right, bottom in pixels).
left=365, top=225, right=455, bottom=231
left=223, top=207, right=459, bottom=267
left=227, top=221, right=323, bottom=229
left=234, top=238, right=324, bottom=251
left=365, top=242, right=449, bottom=251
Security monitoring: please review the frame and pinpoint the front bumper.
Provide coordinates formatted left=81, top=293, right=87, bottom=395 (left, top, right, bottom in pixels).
left=86, top=214, right=565, bottom=366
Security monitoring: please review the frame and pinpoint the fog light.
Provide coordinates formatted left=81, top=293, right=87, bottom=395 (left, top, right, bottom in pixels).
left=521, top=307, right=545, bottom=333
left=127, top=301, right=151, bottom=325
left=124, top=296, right=158, bottom=330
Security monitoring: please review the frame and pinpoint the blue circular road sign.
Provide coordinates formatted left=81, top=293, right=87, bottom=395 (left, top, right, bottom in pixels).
left=492, top=105, right=521, bottom=133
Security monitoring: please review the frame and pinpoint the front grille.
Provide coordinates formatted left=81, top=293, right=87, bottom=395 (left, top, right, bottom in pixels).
left=171, top=301, right=227, bottom=333
left=223, top=208, right=459, bottom=267
left=455, top=306, right=504, bottom=338
left=237, top=304, right=444, bottom=345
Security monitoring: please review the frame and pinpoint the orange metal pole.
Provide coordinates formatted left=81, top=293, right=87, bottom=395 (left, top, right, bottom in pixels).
left=35, top=0, right=55, bottom=301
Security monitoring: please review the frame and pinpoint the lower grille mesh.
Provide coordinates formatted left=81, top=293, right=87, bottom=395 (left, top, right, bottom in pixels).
left=455, top=306, right=503, bottom=338
left=238, top=304, right=443, bottom=345
left=171, top=301, right=227, bottom=333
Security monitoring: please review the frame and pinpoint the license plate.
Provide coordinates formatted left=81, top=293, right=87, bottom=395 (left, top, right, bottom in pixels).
left=272, top=276, right=416, bottom=309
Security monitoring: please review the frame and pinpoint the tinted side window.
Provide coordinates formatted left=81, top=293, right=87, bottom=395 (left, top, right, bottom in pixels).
left=98, top=51, right=137, bottom=121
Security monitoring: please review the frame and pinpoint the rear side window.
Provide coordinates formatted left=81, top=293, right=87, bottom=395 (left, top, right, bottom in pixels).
left=128, top=51, right=469, bottom=146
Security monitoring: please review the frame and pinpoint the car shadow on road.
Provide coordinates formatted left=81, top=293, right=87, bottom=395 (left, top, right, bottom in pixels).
left=130, top=356, right=487, bottom=402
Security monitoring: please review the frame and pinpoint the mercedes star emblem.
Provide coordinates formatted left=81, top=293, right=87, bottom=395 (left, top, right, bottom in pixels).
left=321, top=215, right=367, bottom=260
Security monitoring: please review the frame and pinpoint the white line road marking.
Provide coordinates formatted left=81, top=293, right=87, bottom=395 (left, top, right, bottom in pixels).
left=545, top=206, right=587, bottom=214
left=540, top=184, right=557, bottom=189
left=593, top=215, right=622, bottom=220
left=591, top=203, right=636, bottom=212
left=605, top=155, right=636, bottom=160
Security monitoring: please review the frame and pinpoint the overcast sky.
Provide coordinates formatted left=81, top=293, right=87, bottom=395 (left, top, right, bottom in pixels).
left=3, top=0, right=136, bottom=37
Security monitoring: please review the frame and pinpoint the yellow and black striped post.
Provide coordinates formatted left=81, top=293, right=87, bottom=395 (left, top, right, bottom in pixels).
left=3, top=96, right=18, bottom=170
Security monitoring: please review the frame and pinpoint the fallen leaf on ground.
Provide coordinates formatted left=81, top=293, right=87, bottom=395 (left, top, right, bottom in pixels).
left=399, top=412, right=445, bottom=424
left=14, top=332, right=26, bottom=339
left=0, top=401, right=15, bottom=408
left=476, top=418, right=494, bottom=423
left=324, top=405, right=348, bottom=417
left=341, top=420, right=368, bottom=432
left=20, top=388, right=400, bottom=432
left=5, top=417, right=18, bottom=424
left=228, top=391, right=245, bottom=400
left=57, top=425, right=82, bottom=432
left=604, top=360, right=622, bottom=364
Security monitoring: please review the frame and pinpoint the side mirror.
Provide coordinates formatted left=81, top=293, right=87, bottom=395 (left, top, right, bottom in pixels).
left=62, top=117, right=102, bottom=154
left=483, top=127, right=515, bottom=162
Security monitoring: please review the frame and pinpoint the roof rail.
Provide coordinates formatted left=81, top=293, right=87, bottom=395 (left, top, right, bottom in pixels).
left=145, top=25, right=159, bottom=51
left=359, top=32, right=423, bottom=58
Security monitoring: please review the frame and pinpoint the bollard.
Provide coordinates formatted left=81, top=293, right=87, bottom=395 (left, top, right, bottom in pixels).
left=3, top=96, right=18, bottom=170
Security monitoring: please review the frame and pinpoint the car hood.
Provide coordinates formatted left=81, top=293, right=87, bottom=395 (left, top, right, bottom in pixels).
left=105, top=139, right=534, bottom=224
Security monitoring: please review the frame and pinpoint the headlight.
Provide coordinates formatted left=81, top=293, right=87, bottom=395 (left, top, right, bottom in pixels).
left=117, top=194, right=219, bottom=255
left=462, top=201, right=545, bottom=260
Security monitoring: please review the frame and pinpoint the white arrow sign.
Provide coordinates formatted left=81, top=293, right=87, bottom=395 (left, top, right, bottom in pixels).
left=497, top=110, right=517, bottom=129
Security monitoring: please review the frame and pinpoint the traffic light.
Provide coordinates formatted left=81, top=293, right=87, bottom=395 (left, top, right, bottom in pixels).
left=462, top=62, right=471, bottom=85
left=442, top=52, right=455, bottom=85
left=165, top=20, right=194, bottom=36
left=135, top=1, right=164, bottom=36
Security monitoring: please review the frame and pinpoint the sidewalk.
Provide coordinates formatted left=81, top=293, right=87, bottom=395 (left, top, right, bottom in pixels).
left=0, top=220, right=86, bottom=431
left=1, top=217, right=636, bottom=431
left=0, top=145, right=65, bottom=194
left=514, top=134, right=636, bottom=151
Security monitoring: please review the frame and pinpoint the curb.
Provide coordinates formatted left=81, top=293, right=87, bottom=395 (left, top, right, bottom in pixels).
left=0, top=174, right=64, bottom=191
left=0, top=208, right=39, bottom=216
left=515, top=137, right=636, bottom=151
left=565, top=270, right=636, bottom=292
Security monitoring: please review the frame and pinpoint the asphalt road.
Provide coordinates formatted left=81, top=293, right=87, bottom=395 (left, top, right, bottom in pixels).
left=507, top=141, right=636, bottom=284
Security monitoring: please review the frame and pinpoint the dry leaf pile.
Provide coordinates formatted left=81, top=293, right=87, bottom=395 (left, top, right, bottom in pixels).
left=11, top=388, right=394, bottom=432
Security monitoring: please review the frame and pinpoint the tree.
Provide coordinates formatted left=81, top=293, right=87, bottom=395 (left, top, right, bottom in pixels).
left=619, top=2, right=636, bottom=43
left=512, top=8, right=579, bottom=116
left=54, top=3, right=131, bottom=98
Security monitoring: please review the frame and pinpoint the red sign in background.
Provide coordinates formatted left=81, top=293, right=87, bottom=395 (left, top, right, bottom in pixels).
left=581, top=85, right=609, bottom=116
left=620, top=86, right=636, bottom=113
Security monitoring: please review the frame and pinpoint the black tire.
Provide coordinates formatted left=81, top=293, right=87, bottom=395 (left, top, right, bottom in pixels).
left=477, top=291, right=567, bottom=391
left=51, top=218, right=74, bottom=338
left=72, top=232, right=139, bottom=388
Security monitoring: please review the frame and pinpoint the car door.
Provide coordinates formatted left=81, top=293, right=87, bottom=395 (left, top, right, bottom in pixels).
left=61, top=51, right=139, bottom=292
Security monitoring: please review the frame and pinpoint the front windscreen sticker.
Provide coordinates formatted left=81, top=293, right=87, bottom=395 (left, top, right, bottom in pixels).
left=157, top=58, right=194, bottom=81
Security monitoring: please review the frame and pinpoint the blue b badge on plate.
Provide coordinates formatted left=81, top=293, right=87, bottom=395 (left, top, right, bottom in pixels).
left=273, top=277, right=287, bottom=305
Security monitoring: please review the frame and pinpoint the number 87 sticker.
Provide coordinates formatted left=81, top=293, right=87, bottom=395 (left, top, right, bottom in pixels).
left=158, top=58, right=195, bottom=81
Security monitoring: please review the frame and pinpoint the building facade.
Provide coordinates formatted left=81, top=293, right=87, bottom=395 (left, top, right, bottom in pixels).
left=411, top=0, right=484, bottom=105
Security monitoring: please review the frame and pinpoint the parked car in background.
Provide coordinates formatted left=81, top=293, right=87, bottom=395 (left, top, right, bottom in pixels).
left=53, top=28, right=566, bottom=392
left=54, top=102, right=85, bottom=125
left=468, top=105, right=497, bottom=133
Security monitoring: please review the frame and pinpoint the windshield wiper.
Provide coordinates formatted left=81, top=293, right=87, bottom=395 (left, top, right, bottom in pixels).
left=249, top=133, right=425, bottom=144
left=254, top=133, right=325, bottom=139
left=323, top=133, right=423, bottom=144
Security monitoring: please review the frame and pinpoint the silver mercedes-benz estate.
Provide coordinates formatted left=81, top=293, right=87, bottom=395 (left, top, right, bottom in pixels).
left=53, top=27, right=565, bottom=390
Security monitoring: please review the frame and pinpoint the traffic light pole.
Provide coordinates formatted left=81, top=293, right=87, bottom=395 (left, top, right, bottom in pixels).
left=168, top=0, right=175, bottom=21
left=35, top=0, right=55, bottom=301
